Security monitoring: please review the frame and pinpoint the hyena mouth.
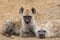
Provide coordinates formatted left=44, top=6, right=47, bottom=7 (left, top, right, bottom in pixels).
left=23, top=16, right=32, bottom=24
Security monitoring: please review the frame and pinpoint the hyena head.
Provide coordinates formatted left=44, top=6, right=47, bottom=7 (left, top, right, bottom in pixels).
left=37, top=29, right=46, bottom=38
left=35, top=26, right=46, bottom=39
left=19, top=7, right=36, bottom=24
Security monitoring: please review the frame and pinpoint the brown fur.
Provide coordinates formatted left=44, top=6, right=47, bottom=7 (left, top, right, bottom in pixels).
left=2, top=19, right=21, bottom=37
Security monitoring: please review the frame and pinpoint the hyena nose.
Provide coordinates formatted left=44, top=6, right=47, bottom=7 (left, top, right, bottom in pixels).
left=38, top=30, right=46, bottom=39
left=23, top=16, right=32, bottom=24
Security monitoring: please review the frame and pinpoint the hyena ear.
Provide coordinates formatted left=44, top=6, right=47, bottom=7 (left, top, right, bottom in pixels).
left=31, top=7, right=36, bottom=14
left=19, top=7, right=24, bottom=14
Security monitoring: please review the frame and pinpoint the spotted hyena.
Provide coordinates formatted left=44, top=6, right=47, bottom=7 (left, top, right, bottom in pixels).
left=19, top=7, right=37, bottom=37
left=35, top=20, right=60, bottom=38
left=2, top=19, right=21, bottom=37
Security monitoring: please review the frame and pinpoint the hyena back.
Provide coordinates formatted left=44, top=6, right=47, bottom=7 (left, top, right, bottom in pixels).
left=2, top=19, right=21, bottom=37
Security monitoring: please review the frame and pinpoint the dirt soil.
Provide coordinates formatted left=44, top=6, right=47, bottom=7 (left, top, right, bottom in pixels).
left=0, top=0, right=60, bottom=40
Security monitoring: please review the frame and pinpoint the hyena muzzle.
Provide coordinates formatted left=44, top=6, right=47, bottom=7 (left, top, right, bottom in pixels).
left=19, top=7, right=36, bottom=37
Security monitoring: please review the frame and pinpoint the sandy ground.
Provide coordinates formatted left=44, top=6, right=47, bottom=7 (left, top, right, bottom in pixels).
left=0, top=34, right=60, bottom=40
left=0, top=0, right=60, bottom=40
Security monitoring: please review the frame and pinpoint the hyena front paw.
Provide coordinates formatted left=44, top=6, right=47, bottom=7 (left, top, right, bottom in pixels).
left=19, top=31, right=35, bottom=38
left=2, top=31, right=12, bottom=37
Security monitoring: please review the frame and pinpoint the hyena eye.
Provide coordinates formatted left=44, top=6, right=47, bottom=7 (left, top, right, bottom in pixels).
left=19, top=7, right=24, bottom=13
left=31, top=7, right=36, bottom=14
